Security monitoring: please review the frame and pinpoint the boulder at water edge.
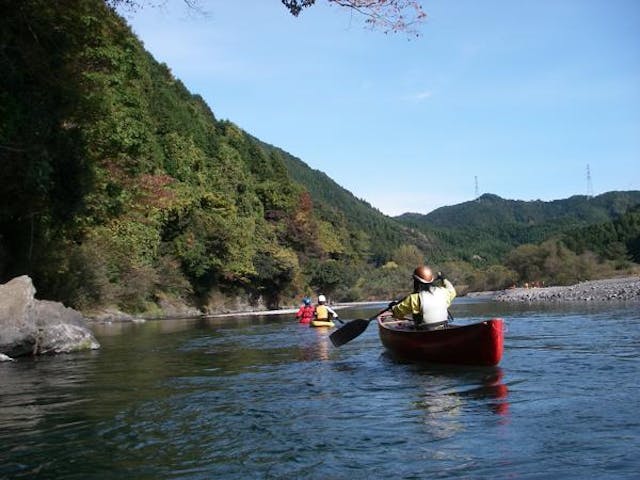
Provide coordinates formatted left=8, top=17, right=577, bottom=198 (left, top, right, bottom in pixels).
left=0, top=276, right=100, bottom=358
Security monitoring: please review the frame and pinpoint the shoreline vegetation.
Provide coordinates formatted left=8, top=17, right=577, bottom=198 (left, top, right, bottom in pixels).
left=89, top=276, right=640, bottom=324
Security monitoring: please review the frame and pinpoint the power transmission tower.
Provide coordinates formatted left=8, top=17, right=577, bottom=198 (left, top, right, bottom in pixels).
left=586, top=164, right=594, bottom=198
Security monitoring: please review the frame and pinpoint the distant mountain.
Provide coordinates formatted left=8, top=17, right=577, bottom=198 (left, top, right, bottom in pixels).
left=395, top=191, right=640, bottom=262
left=398, top=192, right=640, bottom=228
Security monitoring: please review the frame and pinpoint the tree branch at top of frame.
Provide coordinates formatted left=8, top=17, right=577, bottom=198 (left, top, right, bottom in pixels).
left=106, top=0, right=427, bottom=35
left=284, top=0, right=427, bottom=35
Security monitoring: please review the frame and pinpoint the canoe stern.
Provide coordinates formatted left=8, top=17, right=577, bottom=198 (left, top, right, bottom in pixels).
left=378, top=318, right=504, bottom=366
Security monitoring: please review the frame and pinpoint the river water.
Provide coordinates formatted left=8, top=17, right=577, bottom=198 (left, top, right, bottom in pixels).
left=1, top=299, right=639, bottom=479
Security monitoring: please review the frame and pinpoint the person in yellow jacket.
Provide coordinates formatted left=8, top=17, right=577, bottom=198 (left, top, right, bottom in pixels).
left=390, top=265, right=456, bottom=330
left=314, top=294, right=338, bottom=321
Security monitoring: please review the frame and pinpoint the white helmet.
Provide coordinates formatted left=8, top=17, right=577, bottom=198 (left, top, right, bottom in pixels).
left=318, top=294, right=326, bottom=303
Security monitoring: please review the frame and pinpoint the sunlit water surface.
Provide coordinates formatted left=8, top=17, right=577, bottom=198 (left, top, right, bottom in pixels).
left=1, top=299, right=639, bottom=479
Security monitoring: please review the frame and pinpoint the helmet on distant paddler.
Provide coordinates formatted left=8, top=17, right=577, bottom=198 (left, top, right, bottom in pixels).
left=413, top=265, right=434, bottom=284
left=303, top=297, right=311, bottom=306
left=318, top=294, right=326, bottom=303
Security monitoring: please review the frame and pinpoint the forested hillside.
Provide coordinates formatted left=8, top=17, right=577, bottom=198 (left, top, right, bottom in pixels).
left=257, top=140, right=442, bottom=263
left=562, top=205, right=640, bottom=263
left=0, top=1, right=354, bottom=310
left=0, top=0, right=434, bottom=312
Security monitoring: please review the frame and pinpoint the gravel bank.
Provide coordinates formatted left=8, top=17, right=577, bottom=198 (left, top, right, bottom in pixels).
left=493, top=276, right=640, bottom=303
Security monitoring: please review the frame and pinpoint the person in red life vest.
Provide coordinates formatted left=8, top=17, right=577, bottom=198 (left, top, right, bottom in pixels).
left=314, top=294, right=338, bottom=322
left=389, top=266, right=456, bottom=330
left=295, top=297, right=315, bottom=324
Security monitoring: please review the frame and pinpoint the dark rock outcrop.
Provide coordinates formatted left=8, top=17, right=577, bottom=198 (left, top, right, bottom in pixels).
left=0, top=276, right=100, bottom=358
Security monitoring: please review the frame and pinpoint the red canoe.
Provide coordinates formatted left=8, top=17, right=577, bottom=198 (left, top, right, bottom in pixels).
left=377, top=318, right=504, bottom=366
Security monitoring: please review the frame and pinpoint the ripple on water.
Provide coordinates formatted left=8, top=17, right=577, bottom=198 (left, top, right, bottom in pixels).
left=1, top=303, right=639, bottom=479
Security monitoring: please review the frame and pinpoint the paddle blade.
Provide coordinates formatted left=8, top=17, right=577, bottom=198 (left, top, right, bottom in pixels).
left=329, top=319, right=371, bottom=347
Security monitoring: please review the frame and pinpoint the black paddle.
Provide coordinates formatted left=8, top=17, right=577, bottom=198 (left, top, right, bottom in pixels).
left=329, top=304, right=394, bottom=347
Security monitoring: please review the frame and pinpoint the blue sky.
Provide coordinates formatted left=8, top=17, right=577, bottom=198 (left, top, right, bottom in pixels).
left=119, top=0, right=640, bottom=216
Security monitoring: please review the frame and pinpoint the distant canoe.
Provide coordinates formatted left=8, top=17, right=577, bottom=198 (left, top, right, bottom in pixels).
left=377, top=318, right=504, bottom=366
left=310, top=319, right=335, bottom=328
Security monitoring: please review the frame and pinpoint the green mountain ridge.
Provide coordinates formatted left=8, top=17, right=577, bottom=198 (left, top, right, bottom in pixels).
left=395, top=191, right=640, bottom=262
left=255, top=139, right=442, bottom=263
left=398, top=191, right=640, bottom=228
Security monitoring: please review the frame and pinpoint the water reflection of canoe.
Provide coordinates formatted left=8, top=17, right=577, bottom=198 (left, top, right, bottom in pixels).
left=378, top=318, right=504, bottom=366
left=310, top=320, right=335, bottom=328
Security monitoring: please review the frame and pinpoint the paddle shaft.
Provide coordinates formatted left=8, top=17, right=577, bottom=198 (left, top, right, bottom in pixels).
left=329, top=304, right=394, bottom=347
left=367, top=305, right=394, bottom=322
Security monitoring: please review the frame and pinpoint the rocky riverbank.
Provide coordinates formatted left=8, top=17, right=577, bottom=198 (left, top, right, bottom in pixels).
left=493, top=276, right=640, bottom=303
left=0, top=276, right=100, bottom=360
